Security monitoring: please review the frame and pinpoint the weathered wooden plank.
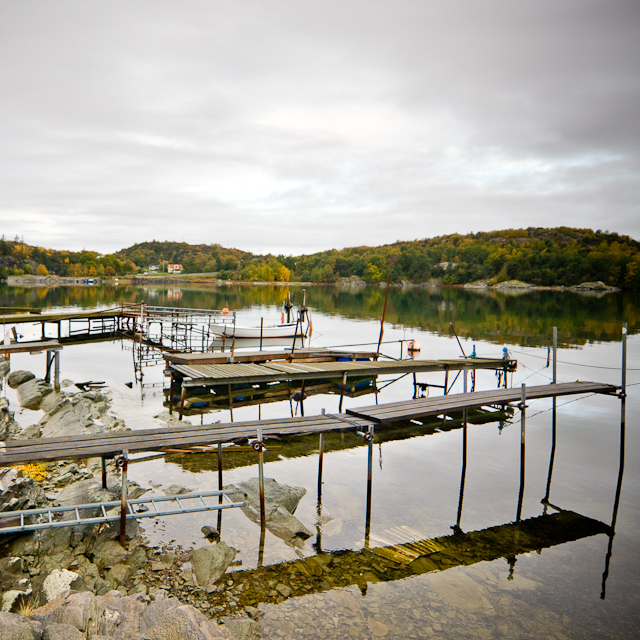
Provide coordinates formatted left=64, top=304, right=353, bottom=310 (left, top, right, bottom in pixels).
left=347, top=381, right=619, bottom=423
left=0, top=340, right=62, bottom=355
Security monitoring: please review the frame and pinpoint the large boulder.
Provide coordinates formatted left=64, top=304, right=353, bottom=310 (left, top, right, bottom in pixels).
left=17, top=378, right=53, bottom=410
left=226, top=478, right=312, bottom=548
left=190, top=542, right=237, bottom=592
left=30, top=590, right=236, bottom=639
left=39, top=404, right=93, bottom=438
left=7, top=370, right=35, bottom=389
left=0, top=612, right=43, bottom=639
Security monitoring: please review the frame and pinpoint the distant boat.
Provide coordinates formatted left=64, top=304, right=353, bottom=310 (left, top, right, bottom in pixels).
left=210, top=321, right=306, bottom=339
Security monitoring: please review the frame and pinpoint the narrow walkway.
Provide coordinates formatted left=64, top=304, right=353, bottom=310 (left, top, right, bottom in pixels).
left=0, top=381, right=618, bottom=467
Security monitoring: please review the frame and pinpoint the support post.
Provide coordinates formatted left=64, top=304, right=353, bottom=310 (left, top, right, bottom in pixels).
left=517, top=384, right=526, bottom=522
left=101, top=457, right=108, bottom=489
left=444, top=368, right=449, bottom=395
left=553, top=327, right=558, bottom=384
left=376, top=276, right=391, bottom=356
left=338, top=372, right=347, bottom=412
left=463, top=367, right=468, bottom=394
left=259, top=318, right=264, bottom=351
left=117, top=450, right=129, bottom=547
left=256, top=429, right=266, bottom=533
left=178, top=384, right=186, bottom=421
left=621, top=322, right=627, bottom=396
left=169, top=372, right=174, bottom=415
left=364, top=425, right=374, bottom=549
left=54, top=351, right=60, bottom=392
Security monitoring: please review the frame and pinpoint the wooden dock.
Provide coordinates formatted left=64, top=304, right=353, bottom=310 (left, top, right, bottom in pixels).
left=171, top=356, right=517, bottom=388
left=346, top=380, right=619, bottom=423
left=0, top=381, right=618, bottom=467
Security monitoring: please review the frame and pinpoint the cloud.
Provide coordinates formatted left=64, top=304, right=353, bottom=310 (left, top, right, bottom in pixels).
left=0, top=0, right=638, bottom=254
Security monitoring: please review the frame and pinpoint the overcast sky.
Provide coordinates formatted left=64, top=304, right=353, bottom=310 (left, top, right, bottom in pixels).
left=1, top=1, right=639, bottom=256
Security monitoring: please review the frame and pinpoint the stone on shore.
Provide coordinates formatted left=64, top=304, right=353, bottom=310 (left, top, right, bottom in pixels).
left=27, top=590, right=238, bottom=639
left=190, top=542, right=237, bottom=592
left=7, top=370, right=35, bottom=388
left=0, top=612, right=43, bottom=640
left=0, top=359, right=10, bottom=378
left=226, top=478, right=312, bottom=548
left=17, top=378, right=53, bottom=410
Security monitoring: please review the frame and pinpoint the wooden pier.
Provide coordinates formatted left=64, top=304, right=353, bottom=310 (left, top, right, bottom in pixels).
left=170, top=356, right=516, bottom=388
left=0, top=381, right=618, bottom=467
left=0, top=339, right=62, bottom=391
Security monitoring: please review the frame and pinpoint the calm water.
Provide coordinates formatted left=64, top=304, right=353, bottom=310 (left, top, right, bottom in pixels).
left=2, top=283, right=639, bottom=639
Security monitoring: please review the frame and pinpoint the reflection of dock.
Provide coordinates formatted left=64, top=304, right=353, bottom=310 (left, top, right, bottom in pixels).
left=199, top=509, right=611, bottom=613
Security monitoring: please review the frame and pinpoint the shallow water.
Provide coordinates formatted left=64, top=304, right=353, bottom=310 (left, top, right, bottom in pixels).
left=1, top=283, right=639, bottom=639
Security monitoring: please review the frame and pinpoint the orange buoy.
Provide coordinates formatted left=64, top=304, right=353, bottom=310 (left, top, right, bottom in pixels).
left=407, top=340, right=421, bottom=352
left=222, top=307, right=229, bottom=316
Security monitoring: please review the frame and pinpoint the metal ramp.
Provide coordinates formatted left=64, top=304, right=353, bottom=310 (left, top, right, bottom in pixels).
left=0, top=490, right=244, bottom=535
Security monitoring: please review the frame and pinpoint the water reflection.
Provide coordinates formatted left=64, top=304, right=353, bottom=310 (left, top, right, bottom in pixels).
left=2, top=283, right=639, bottom=346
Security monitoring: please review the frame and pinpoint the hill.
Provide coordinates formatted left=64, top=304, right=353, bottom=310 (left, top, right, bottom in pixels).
left=2, top=227, right=640, bottom=288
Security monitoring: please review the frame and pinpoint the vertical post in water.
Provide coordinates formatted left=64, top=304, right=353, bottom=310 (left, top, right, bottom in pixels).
left=517, top=384, right=526, bottom=522
left=257, top=429, right=266, bottom=533
left=463, top=367, right=468, bottom=394
left=117, top=450, right=129, bottom=547
left=338, top=372, right=347, bottom=412
left=621, top=322, right=627, bottom=396
left=376, top=276, right=391, bottom=357
left=553, top=327, right=558, bottom=384
left=101, top=457, right=108, bottom=489
left=54, top=351, right=60, bottom=392
left=217, top=443, right=223, bottom=493
left=259, top=318, right=264, bottom=351
left=364, top=425, right=374, bottom=549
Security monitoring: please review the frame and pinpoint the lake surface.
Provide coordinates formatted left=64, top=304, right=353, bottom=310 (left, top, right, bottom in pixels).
left=2, top=283, right=639, bottom=639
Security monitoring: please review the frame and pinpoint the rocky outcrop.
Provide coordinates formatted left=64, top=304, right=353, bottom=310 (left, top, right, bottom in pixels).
left=226, top=478, right=312, bottom=548
left=17, top=378, right=53, bottom=410
left=7, top=370, right=35, bottom=389
left=190, top=543, right=237, bottom=593
left=15, top=590, right=239, bottom=639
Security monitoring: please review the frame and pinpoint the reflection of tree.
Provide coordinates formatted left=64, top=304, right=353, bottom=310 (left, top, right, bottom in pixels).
left=0, top=284, right=635, bottom=347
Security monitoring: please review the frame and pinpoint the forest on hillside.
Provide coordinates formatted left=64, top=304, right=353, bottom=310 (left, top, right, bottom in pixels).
left=2, top=228, right=640, bottom=288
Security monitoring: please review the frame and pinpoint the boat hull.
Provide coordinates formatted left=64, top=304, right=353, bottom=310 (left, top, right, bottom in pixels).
left=210, top=322, right=306, bottom=339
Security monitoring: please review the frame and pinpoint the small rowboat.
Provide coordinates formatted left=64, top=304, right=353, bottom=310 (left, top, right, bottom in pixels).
left=210, top=322, right=306, bottom=339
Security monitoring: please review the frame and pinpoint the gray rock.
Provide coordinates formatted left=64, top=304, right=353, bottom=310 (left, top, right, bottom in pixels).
left=18, top=378, right=53, bottom=410
left=43, top=569, right=80, bottom=602
left=163, top=485, right=193, bottom=496
left=39, top=404, right=93, bottom=438
left=138, top=603, right=235, bottom=639
left=0, top=612, right=43, bottom=639
left=226, top=477, right=311, bottom=548
left=201, top=525, right=220, bottom=541
left=231, top=477, right=306, bottom=515
left=190, top=542, right=237, bottom=592
left=7, top=370, right=36, bottom=388
left=40, top=393, right=69, bottom=417
left=0, top=358, right=10, bottom=378
left=0, top=467, right=48, bottom=519
left=0, top=404, right=20, bottom=440
left=222, top=618, right=262, bottom=640
left=105, top=563, right=132, bottom=587
left=42, top=622, right=84, bottom=640
left=264, top=506, right=313, bottom=548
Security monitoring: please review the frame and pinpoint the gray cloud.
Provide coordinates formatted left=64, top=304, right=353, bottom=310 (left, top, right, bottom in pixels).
left=1, top=0, right=638, bottom=255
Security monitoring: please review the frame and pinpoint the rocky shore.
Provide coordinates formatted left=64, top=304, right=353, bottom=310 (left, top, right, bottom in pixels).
left=0, top=364, right=263, bottom=639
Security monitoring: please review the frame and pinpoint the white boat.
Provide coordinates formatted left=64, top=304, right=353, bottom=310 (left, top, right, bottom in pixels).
left=210, top=321, right=306, bottom=339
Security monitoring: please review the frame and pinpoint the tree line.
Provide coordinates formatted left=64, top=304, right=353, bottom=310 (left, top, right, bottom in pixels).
left=3, top=227, right=640, bottom=288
